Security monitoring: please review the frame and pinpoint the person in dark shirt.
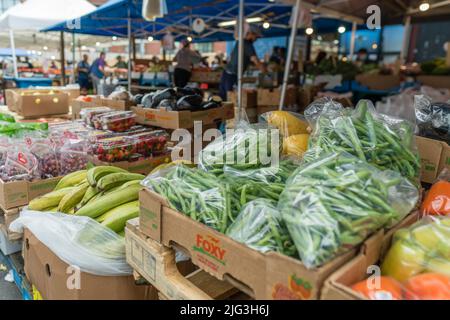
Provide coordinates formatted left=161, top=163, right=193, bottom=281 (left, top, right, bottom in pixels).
left=219, top=24, right=265, bottom=100
left=114, top=55, right=128, bottom=69
left=77, top=54, right=90, bottom=94
left=173, top=39, right=202, bottom=87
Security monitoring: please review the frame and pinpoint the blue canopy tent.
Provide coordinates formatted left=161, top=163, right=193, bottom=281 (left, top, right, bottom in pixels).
left=42, top=0, right=354, bottom=42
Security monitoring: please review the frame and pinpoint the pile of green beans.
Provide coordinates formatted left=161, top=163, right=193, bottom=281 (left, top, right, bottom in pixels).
left=305, top=100, right=420, bottom=182
left=226, top=199, right=297, bottom=257
left=279, top=152, right=419, bottom=269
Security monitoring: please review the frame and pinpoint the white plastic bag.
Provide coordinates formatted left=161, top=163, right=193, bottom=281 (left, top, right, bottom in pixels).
left=10, top=210, right=132, bottom=276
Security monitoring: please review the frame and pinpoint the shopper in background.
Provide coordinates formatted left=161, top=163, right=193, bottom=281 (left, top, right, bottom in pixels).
left=315, top=50, right=327, bottom=65
left=90, top=52, right=106, bottom=94
left=173, top=39, right=202, bottom=87
left=77, top=54, right=91, bottom=95
left=49, top=60, right=58, bottom=69
left=219, top=24, right=266, bottom=100
left=355, top=48, right=370, bottom=66
left=114, top=55, right=128, bottom=69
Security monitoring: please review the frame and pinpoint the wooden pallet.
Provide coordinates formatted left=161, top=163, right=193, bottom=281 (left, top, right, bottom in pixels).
left=125, top=218, right=249, bottom=300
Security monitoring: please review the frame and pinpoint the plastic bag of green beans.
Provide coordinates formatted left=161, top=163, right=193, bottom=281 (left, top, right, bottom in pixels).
left=142, top=165, right=241, bottom=233
left=198, top=121, right=281, bottom=175
left=304, top=99, right=420, bottom=182
left=226, top=199, right=297, bottom=257
left=279, top=152, right=419, bottom=269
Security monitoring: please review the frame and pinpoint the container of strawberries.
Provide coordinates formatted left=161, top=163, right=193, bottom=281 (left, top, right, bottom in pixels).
left=80, top=107, right=112, bottom=127
left=132, top=130, right=169, bottom=157
left=99, top=111, right=136, bottom=132
left=95, top=136, right=137, bottom=162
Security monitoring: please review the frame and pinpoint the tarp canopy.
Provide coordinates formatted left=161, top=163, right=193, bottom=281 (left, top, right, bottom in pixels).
left=281, top=0, right=450, bottom=24
left=42, top=0, right=354, bottom=42
left=0, top=0, right=96, bottom=30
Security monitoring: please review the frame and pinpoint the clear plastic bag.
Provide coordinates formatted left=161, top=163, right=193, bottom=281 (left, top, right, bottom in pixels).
left=279, top=152, right=419, bottom=269
left=415, top=94, right=450, bottom=143
left=260, top=110, right=309, bottom=138
left=57, top=139, right=88, bottom=175
left=304, top=99, right=420, bottom=182
left=349, top=216, right=450, bottom=300
left=142, top=165, right=239, bottom=233
left=226, top=199, right=296, bottom=256
left=222, top=159, right=298, bottom=203
left=9, top=210, right=132, bottom=276
left=198, top=121, right=281, bottom=174
left=25, top=136, right=60, bottom=179
left=0, top=137, right=10, bottom=167
left=1, top=146, right=39, bottom=182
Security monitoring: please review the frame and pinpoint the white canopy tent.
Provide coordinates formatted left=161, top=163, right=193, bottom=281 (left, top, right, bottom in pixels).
left=0, top=0, right=96, bottom=79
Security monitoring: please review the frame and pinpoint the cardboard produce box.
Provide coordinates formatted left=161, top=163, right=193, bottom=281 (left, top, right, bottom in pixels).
left=71, top=99, right=97, bottom=119
left=415, top=136, right=450, bottom=183
left=257, top=87, right=297, bottom=107
left=227, top=90, right=257, bottom=109
left=355, top=74, right=400, bottom=91
left=0, top=206, right=22, bottom=241
left=321, top=212, right=420, bottom=300
left=5, top=89, right=17, bottom=112
left=0, top=177, right=61, bottom=210
left=190, top=70, right=222, bottom=84
left=138, top=188, right=357, bottom=300
left=132, top=102, right=234, bottom=130
left=0, top=225, right=21, bottom=255
left=11, top=90, right=69, bottom=118
left=23, top=228, right=153, bottom=300
left=168, top=123, right=219, bottom=163
left=417, top=75, right=450, bottom=90
left=101, top=97, right=135, bottom=111
left=88, top=153, right=171, bottom=175
left=125, top=218, right=241, bottom=300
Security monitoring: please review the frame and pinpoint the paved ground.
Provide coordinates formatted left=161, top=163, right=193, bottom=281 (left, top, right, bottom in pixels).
left=0, top=252, right=21, bottom=300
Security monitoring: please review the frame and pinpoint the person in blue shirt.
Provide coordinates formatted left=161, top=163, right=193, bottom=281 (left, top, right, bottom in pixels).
left=77, top=54, right=90, bottom=95
left=90, top=52, right=106, bottom=94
